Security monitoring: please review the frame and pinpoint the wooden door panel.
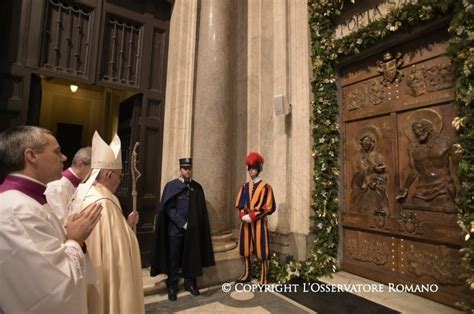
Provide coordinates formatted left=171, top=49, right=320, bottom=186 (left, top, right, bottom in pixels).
left=343, top=229, right=395, bottom=273
left=116, top=95, right=164, bottom=267
left=136, top=97, right=164, bottom=267
left=340, top=27, right=471, bottom=307
left=344, top=115, right=394, bottom=221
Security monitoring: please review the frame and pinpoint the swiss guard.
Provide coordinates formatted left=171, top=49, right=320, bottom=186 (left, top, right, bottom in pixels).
left=235, top=152, right=276, bottom=284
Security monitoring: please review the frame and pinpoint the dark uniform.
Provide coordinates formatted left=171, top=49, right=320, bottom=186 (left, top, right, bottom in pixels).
left=166, top=179, right=191, bottom=289
left=150, top=158, right=215, bottom=301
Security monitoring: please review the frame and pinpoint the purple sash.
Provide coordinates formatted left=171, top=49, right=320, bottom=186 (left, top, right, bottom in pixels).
left=63, top=168, right=80, bottom=187
left=0, top=175, right=47, bottom=205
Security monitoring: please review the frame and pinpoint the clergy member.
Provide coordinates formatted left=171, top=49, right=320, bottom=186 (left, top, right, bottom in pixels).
left=69, top=131, right=143, bottom=314
left=0, top=125, right=101, bottom=313
left=45, top=146, right=91, bottom=222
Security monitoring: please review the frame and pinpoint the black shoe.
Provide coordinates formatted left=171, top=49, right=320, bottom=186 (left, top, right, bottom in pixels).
left=185, top=285, right=200, bottom=296
left=235, top=276, right=251, bottom=284
left=167, top=288, right=177, bottom=301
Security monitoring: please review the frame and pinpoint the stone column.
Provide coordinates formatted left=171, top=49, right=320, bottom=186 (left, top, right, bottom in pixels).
left=192, top=0, right=236, bottom=252
left=161, top=0, right=198, bottom=186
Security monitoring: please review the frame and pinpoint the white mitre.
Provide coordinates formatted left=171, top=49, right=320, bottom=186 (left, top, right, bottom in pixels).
left=68, top=131, right=122, bottom=214
left=91, top=131, right=122, bottom=170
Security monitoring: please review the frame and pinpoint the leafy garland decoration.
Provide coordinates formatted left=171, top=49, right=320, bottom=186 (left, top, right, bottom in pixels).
left=447, top=0, right=474, bottom=291
left=269, top=0, right=472, bottom=291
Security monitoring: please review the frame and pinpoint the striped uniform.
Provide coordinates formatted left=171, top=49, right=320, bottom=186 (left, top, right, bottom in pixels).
left=235, top=180, right=276, bottom=283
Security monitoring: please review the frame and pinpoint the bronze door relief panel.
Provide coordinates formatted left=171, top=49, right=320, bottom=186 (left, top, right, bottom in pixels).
left=340, top=29, right=470, bottom=307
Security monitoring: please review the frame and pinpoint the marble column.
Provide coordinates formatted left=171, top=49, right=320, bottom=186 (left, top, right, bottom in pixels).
left=192, top=0, right=236, bottom=252
left=161, top=0, right=198, bottom=186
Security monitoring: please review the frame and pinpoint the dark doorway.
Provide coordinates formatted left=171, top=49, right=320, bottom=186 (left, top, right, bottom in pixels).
left=56, top=122, right=83, bottom=169
left=1, top=0, right=170, bottom=268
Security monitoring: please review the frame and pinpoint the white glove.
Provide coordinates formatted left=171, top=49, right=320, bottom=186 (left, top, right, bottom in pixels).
left=183, top=222, right=188, bottom=230
left=242, top=214, right=252, bottom=223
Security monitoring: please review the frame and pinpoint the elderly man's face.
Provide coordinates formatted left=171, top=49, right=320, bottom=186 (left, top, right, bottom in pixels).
left=77, top=161, right=92, bottom=181
left=412, top=122, right=430, bottom=143
left=109, top=170, right=123, bottom=193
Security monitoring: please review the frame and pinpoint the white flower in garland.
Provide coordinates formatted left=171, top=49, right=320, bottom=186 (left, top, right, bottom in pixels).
left=453, top=143, right=463, bottom=155
left=452, top=116, right=466, bottom=130
left=314, top=57, right=323, bottom=69
left=386, top=21, right=401, bottom=31
left=420, top=5, right=433, bottom=20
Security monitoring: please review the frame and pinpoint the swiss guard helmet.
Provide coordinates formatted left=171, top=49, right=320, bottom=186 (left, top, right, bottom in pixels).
left=245, top=152, right=264, bottom=172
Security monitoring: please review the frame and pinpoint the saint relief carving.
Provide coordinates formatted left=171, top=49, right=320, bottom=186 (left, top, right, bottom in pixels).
left=406, top=64, right=454, bottom=97
left=367, top=79, right=385, bottom=105
left=396, top=109, right=460, bottom=213
left=424, top=64, right=454, bottom=92
left=406, top=245, right=463, bottom=285
left=344, top=79, right=385, bottom=111
left=345, top=88, right=366, bottom=111
left=406, top=65, right=426, bottom=97
left=350, top=126, right=390, bottom=216
left=347, top=239, right=390, bottom=265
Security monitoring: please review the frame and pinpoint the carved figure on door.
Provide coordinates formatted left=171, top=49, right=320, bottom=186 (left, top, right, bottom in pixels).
left=396, top=109, right=460, bottom=213
left=350, top=126, right=389, bottom=216
left=406, top=65, right=426, bottom=97
left=367, top=79, right=385, bottom=105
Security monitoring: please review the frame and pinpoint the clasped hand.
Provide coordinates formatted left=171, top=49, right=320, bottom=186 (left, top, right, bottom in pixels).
left=242, top=214, right=252, bottom=223
left=66, top=203, right=103, bottom=245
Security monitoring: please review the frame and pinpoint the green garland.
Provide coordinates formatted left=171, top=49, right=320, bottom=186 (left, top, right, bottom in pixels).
left=447, top=0, right=474, bottom=291
left=270, top=0, right=473, bottom=291
left=269, top=0, right=343, bottom=284
left=335, top=0, right=456, bottom=56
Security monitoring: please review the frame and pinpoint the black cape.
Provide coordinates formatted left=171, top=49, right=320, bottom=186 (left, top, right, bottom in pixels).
left=150, top=179, right=215, bottom=277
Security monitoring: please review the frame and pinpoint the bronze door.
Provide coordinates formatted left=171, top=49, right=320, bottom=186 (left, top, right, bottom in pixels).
left=340, top=27, right=471, bottom=308
left=116, top=93, right=164, bottom=267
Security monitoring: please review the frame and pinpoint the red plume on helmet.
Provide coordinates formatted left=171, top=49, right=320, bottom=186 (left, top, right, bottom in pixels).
left=245, top=152, right=264, bottom=167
